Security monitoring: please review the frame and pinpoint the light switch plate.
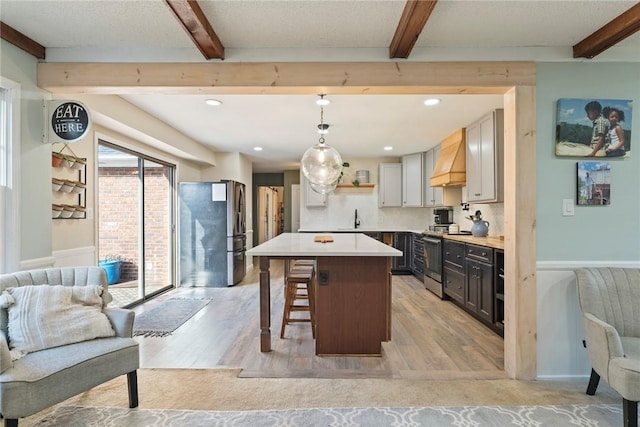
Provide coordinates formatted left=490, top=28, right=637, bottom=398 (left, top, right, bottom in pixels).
left=562, top=199, right=574, bottom=216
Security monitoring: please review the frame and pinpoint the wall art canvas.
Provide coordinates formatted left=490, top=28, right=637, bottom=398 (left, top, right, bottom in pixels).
left=577, top=161, right=611, bottom=206
left=556, top=98, right=633, bottom=158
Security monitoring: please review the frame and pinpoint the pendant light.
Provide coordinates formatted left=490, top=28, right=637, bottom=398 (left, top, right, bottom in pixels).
left=309, top=179, right=338, bottom=195
left=301, top=95, right=343, bottom=192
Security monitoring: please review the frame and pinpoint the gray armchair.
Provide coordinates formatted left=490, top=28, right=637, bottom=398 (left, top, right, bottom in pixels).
left=0, top=267, right=139, bottom=427
left=576, top=267, right=640, bottom=427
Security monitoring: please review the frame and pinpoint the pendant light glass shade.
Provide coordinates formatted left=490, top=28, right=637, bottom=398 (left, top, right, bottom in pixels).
left=301, top=142, right=343, bottom=187
left=309, top=179, right=338, bottom=194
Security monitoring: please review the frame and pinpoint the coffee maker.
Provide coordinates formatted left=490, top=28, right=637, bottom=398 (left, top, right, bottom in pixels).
left=433, top=207, right=453, bottom=225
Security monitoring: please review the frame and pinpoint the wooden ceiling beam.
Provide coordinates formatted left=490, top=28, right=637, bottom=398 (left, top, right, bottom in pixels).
left=389, top=0, right=438, bottom=59
left=573, top=2, right=640, bottom=59
left=37, top=61, right=536, bottom=94
left=164, top=0, right=225, bottom=60
left=0, top=21, right=45, bottom=59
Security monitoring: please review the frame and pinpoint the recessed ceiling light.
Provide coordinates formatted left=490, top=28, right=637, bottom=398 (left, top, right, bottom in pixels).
left=205, top=99, right=222, bottom=106
left=424, top=98, right=441, bottom=106
left=384, top=146, right=393, bottom=151
left=253, top=147, right=263, bottom=151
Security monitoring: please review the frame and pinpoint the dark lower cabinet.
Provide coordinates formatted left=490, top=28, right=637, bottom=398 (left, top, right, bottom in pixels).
left=443, top=265, right=464, bottom=303
left=443, top=239, right=502, bottom=337
left=465, top=259, right=493, bottom=325
left=494, top=249, right=505, bottom=335
left=363, top=232, right=382, bottom=241
left=392, top=232, right=411, bottom=273
left=411, top=233, right=424, bottom=279
left=443, top=240, right=465, bottom=302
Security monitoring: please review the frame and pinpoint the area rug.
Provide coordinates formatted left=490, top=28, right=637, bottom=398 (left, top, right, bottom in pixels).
left=33, top=404, right=628, bottom=426
left=133, top=298, right=212, bottom=337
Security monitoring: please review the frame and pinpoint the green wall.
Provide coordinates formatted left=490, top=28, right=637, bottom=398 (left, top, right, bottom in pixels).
left=536, top=62, right=640, bottom=262
left=283, top=170, right=300, bottom=232
left=1, top=40, right=52, bottom=265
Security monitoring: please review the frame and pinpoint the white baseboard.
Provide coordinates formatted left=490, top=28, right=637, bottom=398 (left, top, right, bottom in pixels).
left=536, top=375, right=590, bottom=381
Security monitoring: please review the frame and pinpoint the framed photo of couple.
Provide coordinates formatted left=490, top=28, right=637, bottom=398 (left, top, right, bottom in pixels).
left=555, top=98, right=633, bottom=158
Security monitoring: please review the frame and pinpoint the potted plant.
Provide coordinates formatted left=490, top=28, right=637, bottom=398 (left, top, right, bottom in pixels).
left=59, top=153, right=75, bottom=168
left=99, top=255, right=124, bottom=285
left=52, top=152, right=64, bottom=167
left=338, top=162, right=350, bottom=183
left=70, top=156, right=87, bottom=170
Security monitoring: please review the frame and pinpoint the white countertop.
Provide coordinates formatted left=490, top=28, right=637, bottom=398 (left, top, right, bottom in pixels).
left=246, top=233, right=402, bottom=257
left=298, top=228, right=425, bottom=234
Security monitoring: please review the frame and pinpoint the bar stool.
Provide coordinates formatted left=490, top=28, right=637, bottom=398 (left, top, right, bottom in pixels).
left=280, top=260, right=316, bottom=339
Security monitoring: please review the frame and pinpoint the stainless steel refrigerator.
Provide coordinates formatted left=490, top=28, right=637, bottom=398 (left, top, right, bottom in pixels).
left=179, top=180, right=246, bottom=287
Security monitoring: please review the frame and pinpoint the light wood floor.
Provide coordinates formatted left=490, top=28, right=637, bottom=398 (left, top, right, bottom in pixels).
left=132, top=259, right=506, bottom=380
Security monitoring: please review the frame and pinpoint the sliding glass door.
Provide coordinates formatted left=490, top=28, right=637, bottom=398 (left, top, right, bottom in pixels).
left=98, top=141, right=175, bottom=307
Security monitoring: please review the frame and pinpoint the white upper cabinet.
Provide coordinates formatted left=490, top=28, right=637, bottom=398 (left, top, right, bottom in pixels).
left=378, top=163, right=402, bottom=208
left=304, top=177, right=327, bottom=207
left=423, top=146, right=462, bottom=208
left=402, top=153, right=422, bottom=207
left=466, top=109, right=504, bottom=203
left=423, top=147, right=441, bottom=207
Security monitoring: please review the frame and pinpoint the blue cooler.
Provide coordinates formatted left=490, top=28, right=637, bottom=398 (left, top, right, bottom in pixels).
left=99, top=259, right=122, bottom=285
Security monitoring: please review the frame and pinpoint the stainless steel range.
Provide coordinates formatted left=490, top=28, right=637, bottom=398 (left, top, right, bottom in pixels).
left=422, top=225, right=449, bottom=298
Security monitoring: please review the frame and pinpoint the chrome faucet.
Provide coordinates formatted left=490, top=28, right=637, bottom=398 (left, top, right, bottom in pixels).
left=354, top=209, right=360, bottom=229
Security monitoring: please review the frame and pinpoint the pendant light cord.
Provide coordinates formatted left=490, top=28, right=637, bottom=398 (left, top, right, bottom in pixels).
left=318, top=95, right=326, bottom=145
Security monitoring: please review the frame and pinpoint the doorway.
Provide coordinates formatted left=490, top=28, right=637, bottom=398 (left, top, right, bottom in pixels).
left=257, top=186, right=284, bottom=244
left=97, top=141, right=176, bottom=307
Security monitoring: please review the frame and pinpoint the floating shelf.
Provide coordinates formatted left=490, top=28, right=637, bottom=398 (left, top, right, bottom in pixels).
left=336, top=183, right=376, bottom=188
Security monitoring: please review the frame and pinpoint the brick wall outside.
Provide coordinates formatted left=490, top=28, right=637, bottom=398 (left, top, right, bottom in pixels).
left=98, top=166, right=170, bottom=285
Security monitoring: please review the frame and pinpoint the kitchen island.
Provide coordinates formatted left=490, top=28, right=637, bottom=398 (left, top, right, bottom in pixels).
left=246, top=233, right=401, bottom=355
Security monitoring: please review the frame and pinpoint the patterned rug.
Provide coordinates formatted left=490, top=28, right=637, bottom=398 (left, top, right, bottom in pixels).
left=133, top=298, right=212, bottom=337
left=33, top=404, right=629, bottom=426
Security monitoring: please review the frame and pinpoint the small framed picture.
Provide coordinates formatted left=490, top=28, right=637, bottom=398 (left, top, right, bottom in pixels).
left=556, top=98, right=633, bottom=158
left=577, top=161, right=611, bottom=206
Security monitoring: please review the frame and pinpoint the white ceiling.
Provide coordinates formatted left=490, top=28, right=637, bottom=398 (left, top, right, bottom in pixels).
left=2, top=0, right=639, bottom=172
left=120, top=93, right=505, bottom=171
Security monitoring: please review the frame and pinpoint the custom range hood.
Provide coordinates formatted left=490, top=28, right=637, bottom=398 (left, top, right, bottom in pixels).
left=430, top=128, right=466, bottom=187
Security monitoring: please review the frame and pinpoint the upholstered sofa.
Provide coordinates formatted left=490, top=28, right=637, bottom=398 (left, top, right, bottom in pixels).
left=576, top=267, right=640, bottom=427
left=0, top=267, right=139, bottom=427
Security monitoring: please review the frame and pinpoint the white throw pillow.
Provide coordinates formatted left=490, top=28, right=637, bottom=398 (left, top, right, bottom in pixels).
left=0, top=331, right=12, bottom=373
left=0, top=285, right=115, bottom=359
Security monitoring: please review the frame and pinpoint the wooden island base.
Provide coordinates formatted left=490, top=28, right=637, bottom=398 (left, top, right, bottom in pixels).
left=314, top=256, right=391, bottom=356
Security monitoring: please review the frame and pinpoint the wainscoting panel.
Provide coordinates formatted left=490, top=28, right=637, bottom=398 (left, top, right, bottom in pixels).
left=52, top=246, right=96, bottom=268
left=535, top=260, right=640, bottom=380
left=20, top=256, right=56, bottom=271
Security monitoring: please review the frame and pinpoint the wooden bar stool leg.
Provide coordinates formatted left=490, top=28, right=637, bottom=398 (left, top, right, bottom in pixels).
left=280, top=279, right=295, bottom=339
left=308, top=274, right=316, bottom=338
